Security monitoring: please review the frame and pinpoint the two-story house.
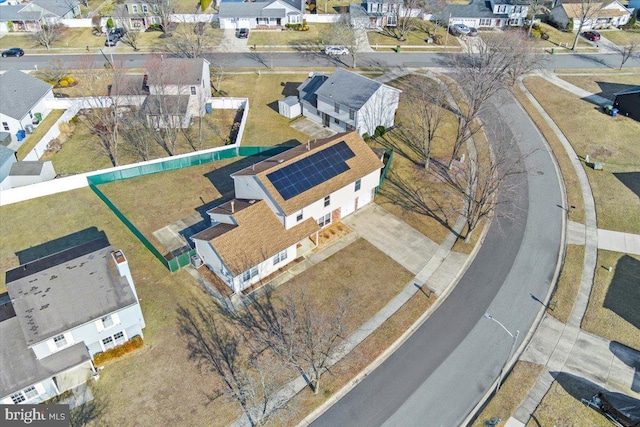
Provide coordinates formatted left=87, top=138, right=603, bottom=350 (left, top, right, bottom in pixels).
left=350, top=0, right=423, bottom=29
left=447, top=0, right=529, bottom=29
left=549, top=0, right=631, bottom=31
left=142, top=57, right=211, bottom=129
left=0, top=70, right=54, bottom=141
left=0, top=0, right=81, bottom=32
left=112, top=0, right=162, bottom=31
left=296, top=69, right=401, bottom=137
left=0, top=237, right=146, bottom=405
left=192, top=132, right=384, bottom=293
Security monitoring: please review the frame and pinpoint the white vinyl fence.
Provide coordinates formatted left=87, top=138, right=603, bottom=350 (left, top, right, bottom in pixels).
left=303, top=14, right=343, bottom=23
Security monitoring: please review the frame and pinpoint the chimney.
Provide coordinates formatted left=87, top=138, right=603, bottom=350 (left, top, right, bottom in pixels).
left=111, top=250, right=138, bottom=300
left=307, top=141, right=311, bottom=150
left=231, top=200, right=235, bottom=213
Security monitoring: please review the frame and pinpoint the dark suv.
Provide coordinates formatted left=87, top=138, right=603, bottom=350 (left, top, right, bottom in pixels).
left=236, top=28, right=249, bottom=38
left=1, top=47, right=24, bottom=57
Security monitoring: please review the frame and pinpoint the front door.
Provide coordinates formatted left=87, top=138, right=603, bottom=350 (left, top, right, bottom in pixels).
left=341, top=200, right=355, bottom=218
left=323, top=113, right=330, bottom=127
left=358, top=192, right=372, bottom=208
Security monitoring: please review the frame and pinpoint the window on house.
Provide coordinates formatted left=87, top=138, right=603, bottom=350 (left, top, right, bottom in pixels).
left=324, top=195, right=330, bottom=207
left=349, top=109, right=355, bottom=120
left=273, top=249, right=288, bottom=265
left=53, top=334, right=67, bottom=349
left=114, top=331, right=126, bottom=346
left=296, top=211, right=303, bottom=222
left=142, top=4, right=148, bottom=12
left=10, top=392, right=26, bottom=404
left=153, top=3, right=158, bottom=11
left=334, top=117, right=340, bottom=124
left=102, top=336, right=114, bottom=350
left=479, top=18, right=491, bottom=26
left=2, top=122, right=8, bottom=131
left=243, top=266, right=259, bottom=282
left=334, top=102, right=339, bottom=113
left=23, top=386, right=39, bottom=400
left=355, top=179, right=361, bottom=192
left=190, top=86, right=197, bottom=95
left=132, top=5, right=138, bottom=12
left=101, top=315, right=114, bottom=329
left=318, top=213, right=331, bottom=227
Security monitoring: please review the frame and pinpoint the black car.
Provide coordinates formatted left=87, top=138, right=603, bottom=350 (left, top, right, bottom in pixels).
left=236, top=28, right=249, bottom=38
left=110, top=28, right=126, bottom=38
left=1, top=47, right=24, bottom=57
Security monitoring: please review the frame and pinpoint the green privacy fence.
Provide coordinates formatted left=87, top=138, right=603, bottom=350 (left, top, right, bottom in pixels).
left=87, top=145, right=292, bottom=272
left=377, top=148, right=394, bottom=193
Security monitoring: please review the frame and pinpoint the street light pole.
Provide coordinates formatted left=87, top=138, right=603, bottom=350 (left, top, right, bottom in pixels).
left=483, top=313, right=520, bottom=392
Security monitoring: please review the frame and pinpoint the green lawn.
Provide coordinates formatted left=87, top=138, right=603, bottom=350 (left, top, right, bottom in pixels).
left=559, top=74, right=640, bottom=100
left=16, top=110, right=65, bottom=160
left=524, top=76, right=640, bottom=234
left=550, top=245, right=585, bottom=323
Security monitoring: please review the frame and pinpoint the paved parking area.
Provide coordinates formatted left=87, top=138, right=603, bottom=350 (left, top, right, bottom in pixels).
left=219, top=29, right=250, bottom=52
left=290, top=118, right=336, bottom=139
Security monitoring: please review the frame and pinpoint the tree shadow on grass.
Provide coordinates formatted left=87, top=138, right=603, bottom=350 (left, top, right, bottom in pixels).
left=603, top=254, right=640, bottom=331
left=614, top=172, right=640, bottom=201
left=15, top=227, right=107, bottom=264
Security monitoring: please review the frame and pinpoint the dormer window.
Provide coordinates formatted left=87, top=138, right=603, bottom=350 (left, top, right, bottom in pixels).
left=53, top=334, right=67, bottom=349
left=334, top=102, right=339, bottom=113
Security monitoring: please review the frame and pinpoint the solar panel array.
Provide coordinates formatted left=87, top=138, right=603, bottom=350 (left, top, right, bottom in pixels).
left=267, top=141, right=356, bottom=200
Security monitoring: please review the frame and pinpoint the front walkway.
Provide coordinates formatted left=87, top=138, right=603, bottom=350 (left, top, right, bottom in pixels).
left=567, top=219, right=640, bottom=255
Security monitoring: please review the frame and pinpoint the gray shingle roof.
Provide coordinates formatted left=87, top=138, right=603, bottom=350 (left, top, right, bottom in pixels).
left=6, top=238, right=138, bottom=346
left=315, top=68, right=397, bottom=110
left=0, top=70, right=53, bottom=122
left=31, top=0, right=80, bottom=17
left=446, top=0, right=502, bottom=19
left=9, top=161, right=45, bottom=176
left=0, top=5, right=44, bottom=21
left=0, top=315, right=91, bottom=399
left=297, top=73, right=328, bottom=105
left=218, top=0, right=301, bottom=18
left=146, top=58, right=207, bottom=86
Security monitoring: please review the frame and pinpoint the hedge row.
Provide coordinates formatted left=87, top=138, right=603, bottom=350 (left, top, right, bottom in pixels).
left=93, top=335, right=144, bottom=365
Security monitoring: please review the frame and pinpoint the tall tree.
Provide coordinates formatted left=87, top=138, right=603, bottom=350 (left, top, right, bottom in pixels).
left=33, top=23, right=63, bottom=51
left=150, top=0, right=173, bottom=34
left=322, top=14, right=366, bottom=68
left=526, top=0, right=544, bottom=37
left=570, top=0, right=603, bottom=51
left=165, top=20, right=214, bottom=58
left=613, top=37, right=640, bottom=70
left=381, top=0, right=424, bottom=41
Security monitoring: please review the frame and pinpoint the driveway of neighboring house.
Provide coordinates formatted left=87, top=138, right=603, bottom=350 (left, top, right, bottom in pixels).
left=341, top=203, right=439, bottom=275
left=357, top=28, right=374, bottom=53
left=219, top=29, right=250, bottom=52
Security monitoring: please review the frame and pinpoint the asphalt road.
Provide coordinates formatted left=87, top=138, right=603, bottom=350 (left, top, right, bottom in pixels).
left=310, top=90, right=564, bottom=426
left=1, top=51, right=640, bottom=71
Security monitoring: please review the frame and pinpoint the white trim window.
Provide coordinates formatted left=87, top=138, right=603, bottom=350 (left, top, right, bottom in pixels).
left=324, top=195, right=330, bottom=207
left=242, top=266, right=259, bottom=282
left=273, top=249, right=288, bottom=266
left=53, top=334, right=68, bottom=349
left=479, top=18, right=491, bottom=26
left=131, top=4, right=138, bottom=12
left=296, top=210, right=303, bottom=222
left=102, top=331, right=127, bottom=351
left=10, top=385, right=42, bottom=404
left=355, top=179, right=361, bottom=192
left=190, top=86, right=197, bottom=95
left=318, top=213, right=331, bottom=227
left=96, top=313, right=120, bottom=332
left=142, top=4, right=148, bottom=12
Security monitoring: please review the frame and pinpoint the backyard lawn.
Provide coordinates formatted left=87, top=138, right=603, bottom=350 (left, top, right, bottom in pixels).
left=16, top=110, right=65, bottom=160
left=582, top=250, right=640, bottom=350
left=523, top=76, right=640, bottom=234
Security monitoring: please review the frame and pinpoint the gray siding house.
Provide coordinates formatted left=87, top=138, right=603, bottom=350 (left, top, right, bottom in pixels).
left=297, top=68, right=401, bottom=136
left=0, top=237, right=146, bottom=405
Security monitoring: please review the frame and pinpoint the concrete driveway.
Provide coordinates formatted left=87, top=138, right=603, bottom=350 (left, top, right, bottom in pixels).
left=219, top=29, right=249, bottom=52
left=342, top=203, right=439, bottom=275
left=290, top=118, right=336, bottom=139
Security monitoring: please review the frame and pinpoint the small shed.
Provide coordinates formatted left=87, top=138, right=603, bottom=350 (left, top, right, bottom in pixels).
left=0, top=145, right=17, bottom=183
left=613, top=86, right=640, bottom=122
left=4, top=161, right=56, bottom=189
left=278, top=96, right=301, bottom=119
left=0, top=132, right=11, bottom=147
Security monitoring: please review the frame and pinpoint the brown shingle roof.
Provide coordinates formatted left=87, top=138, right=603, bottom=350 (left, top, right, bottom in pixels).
left=193, top=200, right=319, bottom=276
left=232, top=132, right=384, bottom=216
left=560, top=2, right=628, bottom=18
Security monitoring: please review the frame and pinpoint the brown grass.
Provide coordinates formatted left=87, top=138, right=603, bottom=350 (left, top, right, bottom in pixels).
left=558, top=74, right=640, bottom=100
left=527, top=375, right=611, bottom=427
left=582, top=250, right=640, bottom=350
left=472, top=361, right=544, bottom=427
left=523, top=76, right=640, bottom=234
left=512, top=86, right=586, bottom=224
left=549, top=245, right=585, bottom=323
left=15, top=109, right=65, bottom=160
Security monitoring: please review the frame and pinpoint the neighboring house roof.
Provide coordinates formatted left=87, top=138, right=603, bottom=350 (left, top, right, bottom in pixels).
left=314, top=68, right=400, bottom=111
left=192, top=199, right=319, bottom=276
left=9, top=161, right=46, bottom=176
left=5, top=238, right=138, bottom=346
left=218, top=0, right=302, bottom=18
left=143, top=95, right=190, bottom=116
left=298, top=73, right=328, bottom=106
left=232, top=132, right=384, bottom=216
left=614, top=86, right=640, bottom=96
left=110, top=74, right=148, bottom=96
left=0, top=70, right=53, bottom=122
left=559, top=1, right=629, bottom=18
left=146, top=58, right=208, bottom=87
left=446, top=0, right=502, bottom=19
left=0, top=5, right=46, bottom=21
left=0, top=313, right=90, bottom=400
left=31, top=0, right=80, bottom=17
left=0, top=132, right=11, bottom=147
left=0, top=146, right=16, bottom=166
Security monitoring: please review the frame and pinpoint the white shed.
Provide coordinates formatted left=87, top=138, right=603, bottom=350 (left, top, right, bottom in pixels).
left=2, top=161, right=56, bottom=189
left=278, top=96, right=301, bottom=119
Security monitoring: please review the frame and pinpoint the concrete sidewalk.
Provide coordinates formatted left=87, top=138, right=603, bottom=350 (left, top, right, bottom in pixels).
left=567, top=220, right=640, bottom=255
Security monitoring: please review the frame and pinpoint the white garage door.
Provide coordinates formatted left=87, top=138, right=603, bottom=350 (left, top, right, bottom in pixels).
left=237, top=18, right=251, bottom=29
left=358, top=192, right=372, bottom=208
left=341, top=200, right=355, bottom=218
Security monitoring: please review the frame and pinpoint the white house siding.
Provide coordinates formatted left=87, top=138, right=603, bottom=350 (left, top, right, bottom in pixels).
left=1, top=90, right=54, bottom=136
left=220, top=18, right=236, bottom=29
left=1, top=378, right=57, bottom=405
left=357, top=86, right=400, bottom=136
left=232, top=175, right=285, bottom=222
left=231, top=244, right=297, bottom=293
left=194, top=239, right=233, bottom=285
left=282, top=169, right=381, bottom=229
left=0, top=155, right=17, bottom=183
left=30, top=304, right=145, bottom=360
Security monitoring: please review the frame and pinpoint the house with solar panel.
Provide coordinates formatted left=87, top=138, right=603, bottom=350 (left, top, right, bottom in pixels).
left=0, top=237, right=146, bottom=405
left=191, top=132, right=384, bottom=293
left=296, top=68, right=402, bottom=137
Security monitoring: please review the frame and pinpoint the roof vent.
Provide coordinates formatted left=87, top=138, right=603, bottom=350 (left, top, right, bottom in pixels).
left=231, top=200, right=235, bottom=213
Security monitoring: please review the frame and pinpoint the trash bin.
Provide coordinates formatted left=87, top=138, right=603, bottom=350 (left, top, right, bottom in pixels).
left=551, top=48, right=555, bottom=54
left=604, top=105, right=613, bottom=115
left=611, top=108, right=618, bottom=117
left=16, top=130, right=26, bottom=142
left=25, top=124, right=34, bottom=134
left=205, top=103, right=212, bottom=114
left=396, top=45, right=401, bottom=53
left=34, top=112, right=42, bottom=122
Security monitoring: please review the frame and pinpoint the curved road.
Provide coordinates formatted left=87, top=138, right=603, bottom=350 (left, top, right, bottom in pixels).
left=311, top=89, right=564, bottom=426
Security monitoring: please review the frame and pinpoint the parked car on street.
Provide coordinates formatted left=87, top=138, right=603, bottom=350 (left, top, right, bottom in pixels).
left=450, top=24, right=471, bottom=36
left=582, top=30, right=601, bottom=41
left=1, top=47, right=24, bottom=57
left=324, top=46, right=350, bottom=55
left=236, top=28, right=249, bottom=38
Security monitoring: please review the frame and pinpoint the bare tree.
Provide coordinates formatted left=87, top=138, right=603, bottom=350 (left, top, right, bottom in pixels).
left=381, top=0, right=424, bottom=41
left=526, top=0, right=544, bottom=37
left=149, top=0, right=173, bottom=34
left=120, top=111, right=153, bottom=160
left=120, top=23, right=141, bottom=51
left=211, top=52, right=233, bottom=93
left=41, top=58, right=68, bottom=84
left=322, top=14, right=366, bottom=68
left=33, top=23, right=63, bottom=50
left=177, top=302, right=283, bottom=427
left=421, top=0, right=447, bottom=44
left=165, top=20, right=214, bottom=58
left=570, top=0, right=603, bottom=51
left=398, top=75, right=447, bottom=170
left=235, top=289, right=350, bottom=395
left=614, top=38, right=640, bottom=69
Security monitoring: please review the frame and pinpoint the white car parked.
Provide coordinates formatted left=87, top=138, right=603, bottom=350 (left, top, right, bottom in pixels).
left=324, top=46, right=350, bottom=55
